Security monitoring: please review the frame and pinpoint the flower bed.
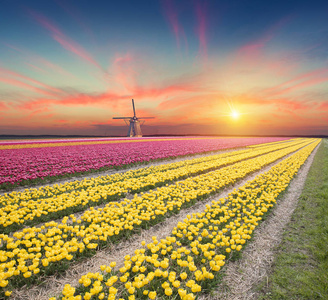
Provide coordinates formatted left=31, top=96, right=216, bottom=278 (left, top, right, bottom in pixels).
left=0, top=137, right=290, bottom=188
left=0, top=139, right=303, bottom=234
left=0, top=139, right=315, bottom=297
left=52, top=140, right=320, bottom=300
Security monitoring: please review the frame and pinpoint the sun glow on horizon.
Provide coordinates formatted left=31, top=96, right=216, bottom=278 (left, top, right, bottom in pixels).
left=231, top=110, right=240, bottom=119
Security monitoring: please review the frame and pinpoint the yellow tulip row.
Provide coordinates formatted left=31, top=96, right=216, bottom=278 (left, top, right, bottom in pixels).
left=52, top=139, right=320, bottom=300
left=0, top=139, right=317, bottom=296
left=246, top=138, right=303, bottom=148
left=1, top=139, right=300, bottom=207
left=0, top=139, right=308, bottom=234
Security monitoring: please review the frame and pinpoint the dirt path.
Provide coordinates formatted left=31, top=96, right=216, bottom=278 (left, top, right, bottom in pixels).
left=10, top=145, right=313, bottom=300
left=199, top=142, right=320, bottom=300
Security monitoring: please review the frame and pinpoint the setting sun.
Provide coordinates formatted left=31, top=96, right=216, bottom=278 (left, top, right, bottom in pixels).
left=231, top=110, right=240, bottom=119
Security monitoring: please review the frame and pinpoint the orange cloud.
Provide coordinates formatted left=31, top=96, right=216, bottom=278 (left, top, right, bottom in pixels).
left=265, top=72, right=328, bottom=97
left=0, top=67, right=62, bottom=94
left=16, top=78, right=202, bottom=114
left=111, top=53, right=138, bottom=92
left=0, top=76, right=58, bottom=97
left=17, top=91, right=122, bottom=112
left=0, top=101, right=7, bottom=111
left=318, top=102, right=328, bottom=111
left=272, top=67, right=328, bottom=90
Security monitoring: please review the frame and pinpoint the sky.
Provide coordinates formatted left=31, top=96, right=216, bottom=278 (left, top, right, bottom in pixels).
left=0, top=0, right=328, bottom=137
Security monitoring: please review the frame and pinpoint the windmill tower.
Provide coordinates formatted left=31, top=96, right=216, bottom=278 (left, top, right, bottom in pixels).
left=113, top=99, right=154, bottom=137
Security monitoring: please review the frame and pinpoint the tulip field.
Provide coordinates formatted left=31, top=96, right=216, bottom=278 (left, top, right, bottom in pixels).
left=0, top=136, right=290, bottom=189
left=0, top=136, right=321, bottom=299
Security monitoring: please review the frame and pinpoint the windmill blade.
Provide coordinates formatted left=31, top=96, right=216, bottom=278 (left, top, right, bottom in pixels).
left=132, top=99, right=136, bottom=117
left=112, top=99, right=154, bottom=137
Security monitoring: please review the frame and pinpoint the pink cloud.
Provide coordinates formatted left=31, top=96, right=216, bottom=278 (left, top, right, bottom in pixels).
left=278, top=77, right=328, bottom=95
left=272, top=98, right=316, bottom=111
left=4, top=43, right=77, bottom=79
left=14, top=70, right=204, bottom=116
left=132, top=82, right=200, bottom=100
left=232, top=16, right=293, bottom=68
left=318, top=102, right=328, bottom=111
left=195, top=1, right=207, bottom=62
left=31, top=11, right=103, bottom=71
left=0, top=102, right=7, bottom=111
left=265, top=59, right=297, bottom=77
left=0, top=76, right=58, bottom=96
left=265, top=75, right=328, bottom=97
left=53, top=35, right=102, bottom=70
left=25, top=63, right=46, bottom=73
left=0, top=67, right=62, bottom=94
left=162, top=0, right=188, bottom=51
left=54, top=0, right=97, bottom=47
left=111, top=53, right=138, bottom=92
left=37, top=57, right=77, bottom=79
left=26, top=107, right=53, bottom=120
left=267, top=67, right=328, bottom=92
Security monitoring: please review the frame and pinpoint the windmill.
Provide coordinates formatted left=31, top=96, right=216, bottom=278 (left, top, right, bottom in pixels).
left=113, top=99, right=154, bottom=137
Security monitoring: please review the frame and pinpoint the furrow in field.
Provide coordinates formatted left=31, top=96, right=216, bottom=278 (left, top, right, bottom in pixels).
left=0, top=139, right=315, bottom=296
left=0, top=139, right=309, bottom=234
left=50, top=140, right=320, bottom=300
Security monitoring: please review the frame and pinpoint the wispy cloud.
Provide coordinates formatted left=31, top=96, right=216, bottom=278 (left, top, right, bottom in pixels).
left=54, top=0, right=97, bottom=48
left=264, top=67, right=328, bottom=96
left=318, top=102, right=328, bottom=111
left=233, top=16, right=293, bottom=67
left=0, top=67, right=62, bottom=94
left=38, top=57, right=77, bottom=78
left=17, top=91, right=122, bottom=112
left=4, top=43, right=77, bottom=79
left=25, top=63, right=47, bottom=73
left=111, top=53, right=138, bottom=93
left=0, top=77, right=57, bottom=96
left=195, top=1, right=208, bottom=62
left=162, top=0, right=188, bottom=52
left=0, top=101, right=7, bottom=111
left=30, top=11, right=103, bottom=71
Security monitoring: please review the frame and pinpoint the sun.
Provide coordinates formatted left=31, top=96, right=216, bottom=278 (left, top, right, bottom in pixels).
left=231, top=110, right=240, bottom=119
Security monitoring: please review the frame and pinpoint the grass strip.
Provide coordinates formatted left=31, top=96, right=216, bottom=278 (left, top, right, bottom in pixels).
left=256, top=139, right=328, bottom=300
